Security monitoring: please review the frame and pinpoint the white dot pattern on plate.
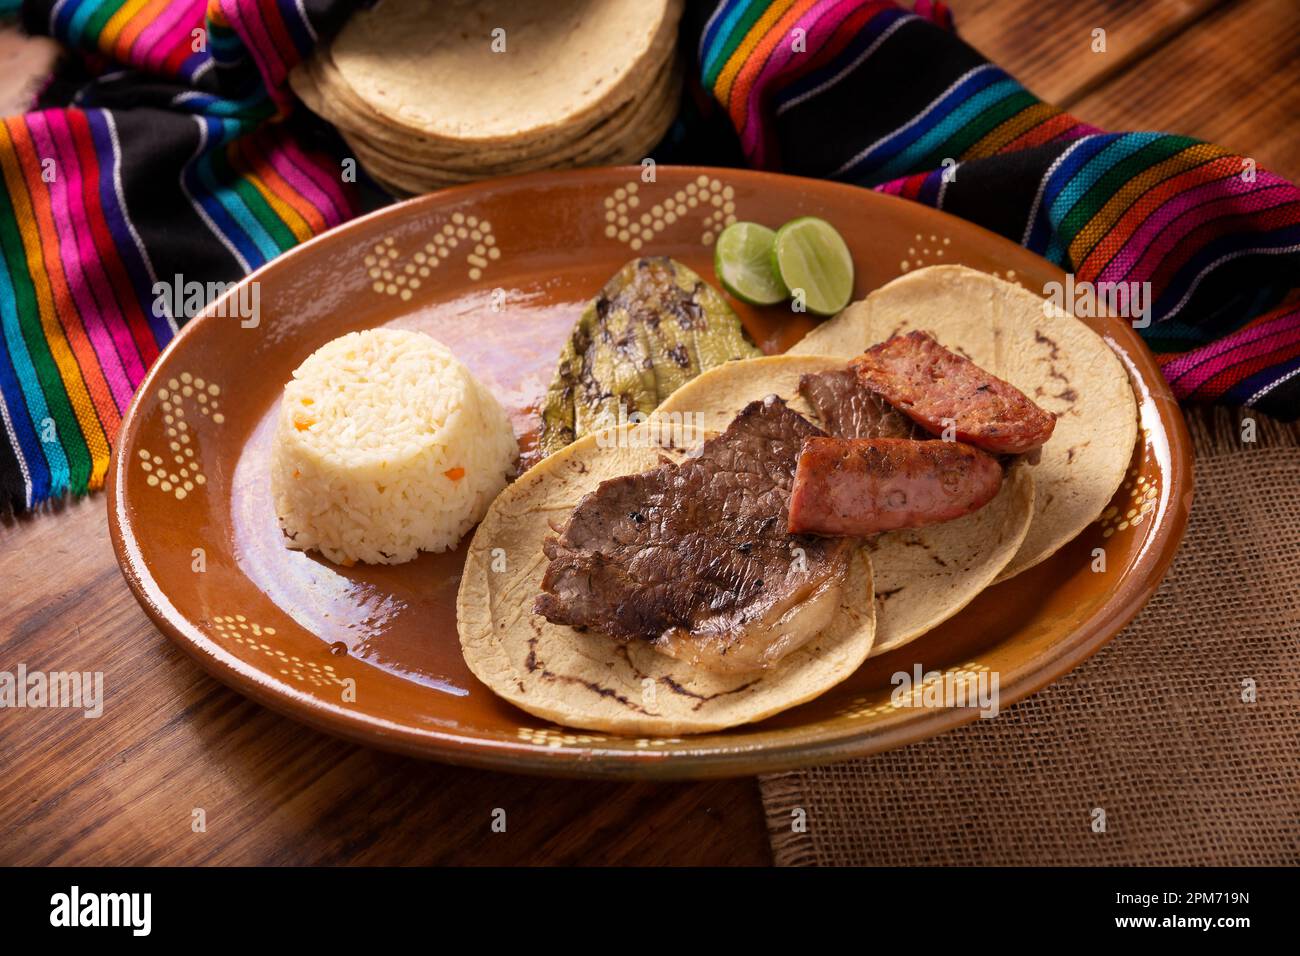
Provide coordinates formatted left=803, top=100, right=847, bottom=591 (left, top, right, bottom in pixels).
left=602, top=176, right=737, bottom=251
left=365, top=213, right=500, bottom=300
left=900, top=233, right=954, bottom=273
left=1100, top=431, right=1159, bottom=538
left=515, top=725, right=689, bottom=750
left=139, top=372, right=221, bottom=499
left=209, top=615, right=348, bottom=689
left=517, top=727, right=608, bottom=749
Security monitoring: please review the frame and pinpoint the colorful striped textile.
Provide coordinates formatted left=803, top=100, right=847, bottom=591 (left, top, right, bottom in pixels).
left=0, top=0, right=361, bottom=512
left=697, top=0, right=1300, bottom=417
left=3, top=1, right=1299, bottom=514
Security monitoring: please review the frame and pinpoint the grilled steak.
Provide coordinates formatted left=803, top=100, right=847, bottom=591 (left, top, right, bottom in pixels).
left=534, top=396, right=852, bottom=673
left=853, top=331, right=1056, bottom=454
left=798, top=366, right=920, bottom=440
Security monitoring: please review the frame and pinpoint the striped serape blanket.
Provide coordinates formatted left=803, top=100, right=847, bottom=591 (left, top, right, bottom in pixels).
left=0, top=0, right=1297, bottom=512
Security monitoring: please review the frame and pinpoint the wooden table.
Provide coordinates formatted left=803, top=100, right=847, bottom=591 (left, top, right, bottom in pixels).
left=2, top=0, right=1297, bottom=865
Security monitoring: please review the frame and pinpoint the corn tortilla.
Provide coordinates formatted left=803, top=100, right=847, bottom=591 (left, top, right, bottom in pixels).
left=653, top=356, right=1034, bottom=656
left=790, top=265, right=1138, bottom=581
left=327, top=0, right=682, bottom=146
left=457, top=421, right=878, bottom=735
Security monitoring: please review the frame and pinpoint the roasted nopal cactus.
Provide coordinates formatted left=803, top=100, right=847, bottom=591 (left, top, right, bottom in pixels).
left=537, top=257, right=760, bottom=457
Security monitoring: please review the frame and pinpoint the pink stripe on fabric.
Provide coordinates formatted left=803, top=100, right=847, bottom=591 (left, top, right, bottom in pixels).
left=259, top=136, right=332, bottom=229
left=739, top=0, right=853, bottom=160
left=25, top=113, right=138, bottom=410
left=1099, top=169, right=1296, bottom=283
left=1165, top=311, right=1300, bottom=393
left=1094, top=162, right=1242, bottom=283
left=1056, top=122, right=1103, bottom=141
left=135, top=0, right=205, bottom=74
left=46, top=109, right=149, bottom=394
left=1183, top=325, right=1300, bottom=397
left=276, top=135, right=350, bottom=225
left=218, top=0, right=288, bottom=108
left=1110, top=184, right=1298, bottom=289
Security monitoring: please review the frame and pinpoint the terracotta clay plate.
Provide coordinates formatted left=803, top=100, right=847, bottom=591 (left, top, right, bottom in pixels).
left=108, top=167, right=1192, bottom=779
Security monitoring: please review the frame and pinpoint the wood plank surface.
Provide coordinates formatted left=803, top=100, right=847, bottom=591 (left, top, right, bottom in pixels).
left=0, top=498, right=770, bottom=866
left=1070, top=0, right=1300, bottom=180
left=956, top=0, right=1226, bottom=106
left=1, top=0, right=1297, bottom=865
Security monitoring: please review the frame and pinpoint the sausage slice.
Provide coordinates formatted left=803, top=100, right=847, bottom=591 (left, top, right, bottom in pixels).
left=788, top=437, right=1004, bottom=536
left=853, top=331, right=1055, bottom=455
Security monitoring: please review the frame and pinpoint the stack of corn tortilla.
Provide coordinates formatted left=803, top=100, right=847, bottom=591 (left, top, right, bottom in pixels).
left=291, top=0, right=684, bottom=195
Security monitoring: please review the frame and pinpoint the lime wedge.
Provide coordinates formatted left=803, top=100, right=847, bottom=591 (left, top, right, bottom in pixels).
left=714, top=222, right=789, bottom=306
left=772, top=217, right=855, bottom=315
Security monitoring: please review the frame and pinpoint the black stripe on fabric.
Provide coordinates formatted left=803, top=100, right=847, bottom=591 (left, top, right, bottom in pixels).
left=204, top=55, right=266, bottom=103
left=108, top=106, right=245, bottom=291
left=1188, top=284, right=1291, bottom=339
left=940, top=141, right=1067, bottom=244
left=1253, top=367, right=1300, bottom=420
left=303, top=0, right=366, bottom=40
left=1154, top=200, right=1300, bottom=323
left=0, top=412, right=27, bottom=514
left=19, top=1, right=56, bottom=38
left=1168, top=244, right=1300, bottom=335
left=773, top=16, right=991, bottom=181
left=67, top=72, right=230, bottom=113
left=30, top=54, right=97, bottom=111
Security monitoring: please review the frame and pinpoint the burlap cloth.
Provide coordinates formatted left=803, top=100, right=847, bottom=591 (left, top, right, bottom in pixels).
left=760, top=407, right=1300, bottom=866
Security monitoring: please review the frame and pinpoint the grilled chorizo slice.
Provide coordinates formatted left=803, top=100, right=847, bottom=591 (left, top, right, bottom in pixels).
left=853, top=331, right=1055, bottom=455
left=788, top=437, right=1003, bottom=536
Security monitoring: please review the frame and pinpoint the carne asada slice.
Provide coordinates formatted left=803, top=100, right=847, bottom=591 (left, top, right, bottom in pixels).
left=853, top=331, right=1056, bottom=454
left=789, top=437, right=1004, bottom=536
left=797, top=365, right=920, bottom=440
left=534, top=396, right=853, bottom=674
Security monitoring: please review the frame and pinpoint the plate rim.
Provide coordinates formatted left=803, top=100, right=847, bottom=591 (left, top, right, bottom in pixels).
left=107, top=165, right=1194, bottom=780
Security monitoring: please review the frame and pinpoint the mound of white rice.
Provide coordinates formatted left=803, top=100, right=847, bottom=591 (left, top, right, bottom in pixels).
left=270, top=328, right=517, bottom=565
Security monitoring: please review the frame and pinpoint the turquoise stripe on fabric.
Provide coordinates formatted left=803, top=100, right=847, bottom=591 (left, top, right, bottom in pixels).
left=875, top=78, right=1022, bottom=179
left=196, top=118, right=281, bottom=263
left=0, top=256, right=71, bottom=495
left=1046, top=131, right=1163, bottom=224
